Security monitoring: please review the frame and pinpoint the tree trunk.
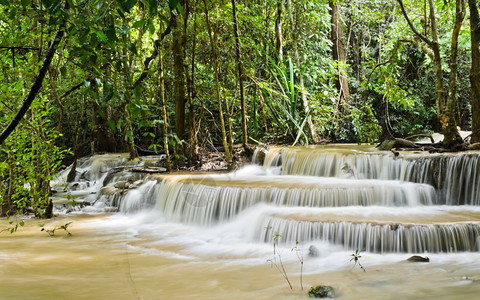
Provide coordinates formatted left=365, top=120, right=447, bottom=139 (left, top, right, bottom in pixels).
left=330, top=0, right=350, bottom=102
left=396, top=0, right=462, bottom=148
left=443, top=0, right=466, bottom=148
left=203, top=0, right=233, bottom=169
left=173, top=13, right=187, bottom=149
left=275, top=0, right=283, bottom=61
left=469, top=0, right=480, bottom=143
left=231, top=0, right=248, bottom=147
left=159, top=36, right=171, bottom=171
left=186, top=7, right=199, bottom=164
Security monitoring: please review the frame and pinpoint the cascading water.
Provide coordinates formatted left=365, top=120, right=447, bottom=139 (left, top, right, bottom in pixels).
left=12, top=146, right=479, bottom=299
left=263, top=146, right=480, bottom=205
left=59, top=147, right=480, bottom=256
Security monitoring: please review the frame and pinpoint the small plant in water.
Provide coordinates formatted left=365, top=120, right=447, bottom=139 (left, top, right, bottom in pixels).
left=349, top=249, right=366, bottom=272
left=39, top=222, right=72, bottom=236
left=267, top=230, right=293, bottom=290
left=292, top=240, right=304, bottom=290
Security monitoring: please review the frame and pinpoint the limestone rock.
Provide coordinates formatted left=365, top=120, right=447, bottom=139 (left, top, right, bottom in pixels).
left=407, top=255, right=430, bottom=263
left=308, top=285, right=335, bottom=298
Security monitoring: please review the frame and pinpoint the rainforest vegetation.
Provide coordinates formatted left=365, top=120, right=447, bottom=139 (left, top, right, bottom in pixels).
left=1, top=0, right=480, bottom=216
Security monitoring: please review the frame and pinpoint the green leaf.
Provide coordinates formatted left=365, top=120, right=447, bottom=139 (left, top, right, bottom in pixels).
left=168, top=0, right=183, bottom=16
left=118, top=0, right=137, bottom=13
left=132, top=20, right=147, bottom=28
left=106, top=26, right=117, bottom=43
left=107, top=120, right=116, bottom=131
left=147, top=0, right=158, bottom=14
left=44, top=0, right=61, bottom=14
left=21, top=0, right=30, bottom=7
left=93, top=9, right=107, bottom=23
left=168, top=0, right=179, bottom=11
left=96, top=30, right=107, bottom=43
left=118, top=24, right=130, bottom=35
left=127, top=43, right=137, bottom=55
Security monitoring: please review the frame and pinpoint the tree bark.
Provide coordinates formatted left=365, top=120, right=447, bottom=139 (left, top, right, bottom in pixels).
left=469, top=0, right=480, bottom=143
left=231, top=0, right=248, bottom=147
left=330, top=0, right=350, bottom=102
left=159, top=36, right=171, bottom=171
left=275, top=0, right=283, bottom=62
left=132, top=15, right=175, bottom=90
left=443, top=0, right=466, bottom=148
left=396, top=0, right=462, bottom=148
left=173, top=13, right=187, bottom=147
left=203, top=0, right=233, bottom=169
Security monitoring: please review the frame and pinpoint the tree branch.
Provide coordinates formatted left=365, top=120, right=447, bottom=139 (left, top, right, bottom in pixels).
left=366, top=39, right=409, bottom=84
left=396, top=0, right=433, bottom=46
left=0, top=27, right=65, bottom=144
left=131, top=14, right=176, bottom=90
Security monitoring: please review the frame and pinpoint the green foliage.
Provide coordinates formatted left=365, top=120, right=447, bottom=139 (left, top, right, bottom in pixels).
left=1, top=219, right=25, bottom=234
left=350, top=102, right=383, bottom=143
left=0, top=0, right=477, bottom=174
left=0, top=97, right=68, bottom=216
left=257, top=52, right=310, bottom=145
left=39, top=222, right=72, bottom=236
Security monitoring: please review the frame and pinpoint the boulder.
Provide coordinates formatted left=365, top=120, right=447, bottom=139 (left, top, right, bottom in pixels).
left=377, top=138, right=421, bottom=151
left=469, top=143, right=480, bottom=150
left=308, top=245, right=320, bottom=257
left=308, top=285, right=336, bottom=298
left=407, top=255, right=430, bottom=263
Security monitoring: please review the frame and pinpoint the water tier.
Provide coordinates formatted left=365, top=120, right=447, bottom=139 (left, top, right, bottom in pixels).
left=261, top=147, right=480, bottom=205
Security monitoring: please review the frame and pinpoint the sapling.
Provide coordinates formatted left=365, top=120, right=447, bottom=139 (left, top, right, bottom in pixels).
left=39, top=222, right=72, bottom=236
left=349, top=249, right=366, bottom=272
left=292, top=240, right=304, bottom=290
left=58, top=222, right=72, bottom=236
left=267, top=231, right=293, bottom=290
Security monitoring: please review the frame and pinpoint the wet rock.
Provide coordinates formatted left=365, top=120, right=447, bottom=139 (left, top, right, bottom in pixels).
left=114, top=181, right=129, bottom=189
left=254, top=148, right=266, bottom=165
left=308, top=245, right=320, bottom=257
left=131, top=167, right=167, bottom=173
left=377, top=138, right=421, bottom=151
left=469, top=143, right=480, bottom=150
left=308, top=285, right=335, bottom=298
left=407, top=255, right=430, bottom=263
left=113, top=179, right=143, bottom=190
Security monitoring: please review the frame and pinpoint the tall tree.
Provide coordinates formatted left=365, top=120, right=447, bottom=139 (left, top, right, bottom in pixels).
left=231, top=0, right=248, bottom=147
left=172, top=4, right=188, bottom=155
left=275, top=0, right=284, bottom=62
left=330, top=0, right=350, bottom=102
left=396, top=0, right=463, bottom=148
left=469, top=0, right=480, bottom=143
left=203, top=0, right=233, bottom=168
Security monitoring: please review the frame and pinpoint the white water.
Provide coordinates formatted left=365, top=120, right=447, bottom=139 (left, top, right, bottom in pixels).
left=3, top=147, right=480, bottom=299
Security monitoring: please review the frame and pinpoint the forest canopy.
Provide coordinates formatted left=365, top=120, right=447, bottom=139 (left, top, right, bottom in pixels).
left=1, top=0, right=480, bottom=215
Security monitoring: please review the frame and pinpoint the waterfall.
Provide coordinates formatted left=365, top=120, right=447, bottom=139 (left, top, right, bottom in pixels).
left=263, top=147, right=480, bottom=205
left=146, top=174, right=436, bottom=225
left=57, top=147, right=480, bottom=255
left=261, top=216, right=480, bottom=253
